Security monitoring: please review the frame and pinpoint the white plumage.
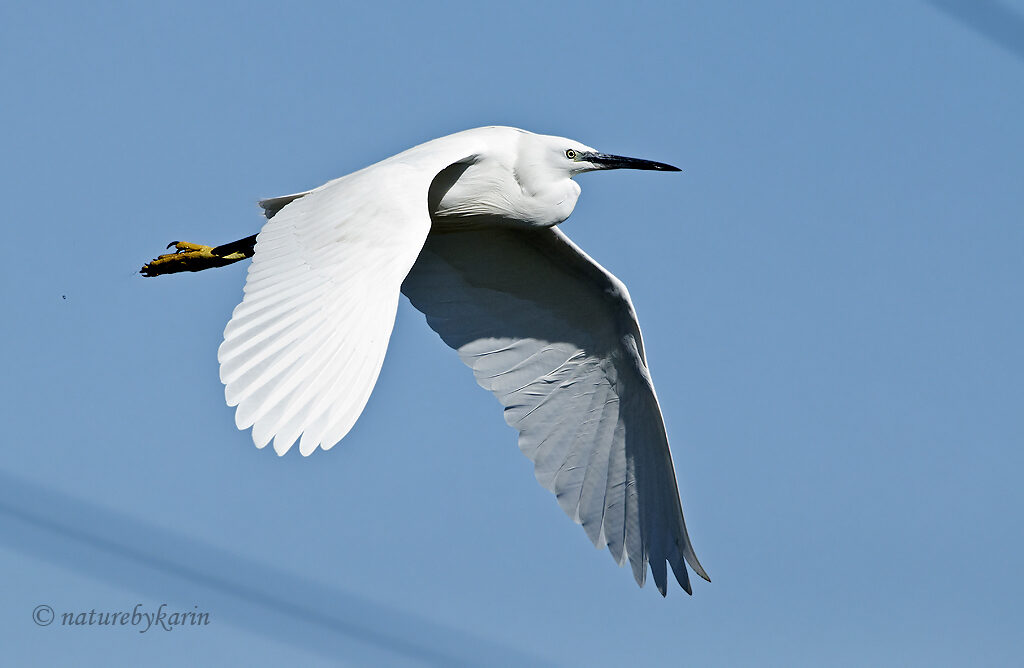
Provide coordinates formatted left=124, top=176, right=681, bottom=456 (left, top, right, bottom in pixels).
left=215, top=126, right=708, bottom=594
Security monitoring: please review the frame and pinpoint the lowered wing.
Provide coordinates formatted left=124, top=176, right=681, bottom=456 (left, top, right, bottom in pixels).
left=401, top=226, right=708, bottom=594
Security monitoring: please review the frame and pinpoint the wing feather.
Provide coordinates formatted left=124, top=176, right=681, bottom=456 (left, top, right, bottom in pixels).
left=402, top=226, right=708, bottom=594
left=219, top=142, right=481, bottom=454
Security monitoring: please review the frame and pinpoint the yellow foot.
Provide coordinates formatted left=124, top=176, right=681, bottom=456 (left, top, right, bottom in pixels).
left=141, top=241, right=249, bottom=277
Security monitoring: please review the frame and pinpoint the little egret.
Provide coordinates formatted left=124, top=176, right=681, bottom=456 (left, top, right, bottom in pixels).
left=142, top=126, right=709, bottom=595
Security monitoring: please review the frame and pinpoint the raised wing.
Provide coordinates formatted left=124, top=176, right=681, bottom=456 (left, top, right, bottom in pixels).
left=401, top=226, right=709, bottom=594
left=218, top=154, right=475, bottom=457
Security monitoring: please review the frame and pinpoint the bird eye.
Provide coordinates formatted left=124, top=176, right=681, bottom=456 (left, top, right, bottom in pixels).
left=565, top=149, right=577, bottom=159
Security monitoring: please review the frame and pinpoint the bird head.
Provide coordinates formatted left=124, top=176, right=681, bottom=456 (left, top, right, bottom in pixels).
left=523, top=132, right=682, bottom=178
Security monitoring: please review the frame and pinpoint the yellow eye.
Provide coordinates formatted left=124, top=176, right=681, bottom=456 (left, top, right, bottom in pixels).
left=565, top=149, right=577, bottom=159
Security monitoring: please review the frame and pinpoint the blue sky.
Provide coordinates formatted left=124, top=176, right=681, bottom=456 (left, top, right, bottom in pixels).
left=2, top=1, right=1022, bottom=665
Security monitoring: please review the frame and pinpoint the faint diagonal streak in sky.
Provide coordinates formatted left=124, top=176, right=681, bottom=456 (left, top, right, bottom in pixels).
left=928, top=0, right=1024, bottom=61
left=0, top=470, right=550, bottom=667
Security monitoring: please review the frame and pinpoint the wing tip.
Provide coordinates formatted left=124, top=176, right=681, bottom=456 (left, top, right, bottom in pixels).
left=685, top=548, right=712, bottom=583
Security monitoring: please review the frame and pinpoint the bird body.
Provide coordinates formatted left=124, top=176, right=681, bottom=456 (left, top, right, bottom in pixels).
left=144, top=126, right=709, bottom=595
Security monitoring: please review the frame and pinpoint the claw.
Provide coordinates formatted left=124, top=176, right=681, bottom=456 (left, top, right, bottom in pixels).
left=141, top=239, right=250, bottom=277
left=142, top=236, right=256, bottom=277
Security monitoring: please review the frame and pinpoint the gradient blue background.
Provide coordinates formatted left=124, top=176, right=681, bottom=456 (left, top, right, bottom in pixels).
left=2, top=1, right=1022, bottom=665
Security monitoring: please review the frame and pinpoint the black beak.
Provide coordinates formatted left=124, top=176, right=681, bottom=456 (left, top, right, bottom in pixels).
left=579, top=152, right=681, bottom=172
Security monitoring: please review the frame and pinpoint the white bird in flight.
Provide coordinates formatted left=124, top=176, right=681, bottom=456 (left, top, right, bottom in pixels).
left=142, top=126, right=709, bottom=595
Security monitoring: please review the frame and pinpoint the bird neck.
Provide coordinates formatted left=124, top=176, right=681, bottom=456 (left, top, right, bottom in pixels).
left=430, top=160, right=580, bottom=229
left=519, top=176, right=580, bottom=227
